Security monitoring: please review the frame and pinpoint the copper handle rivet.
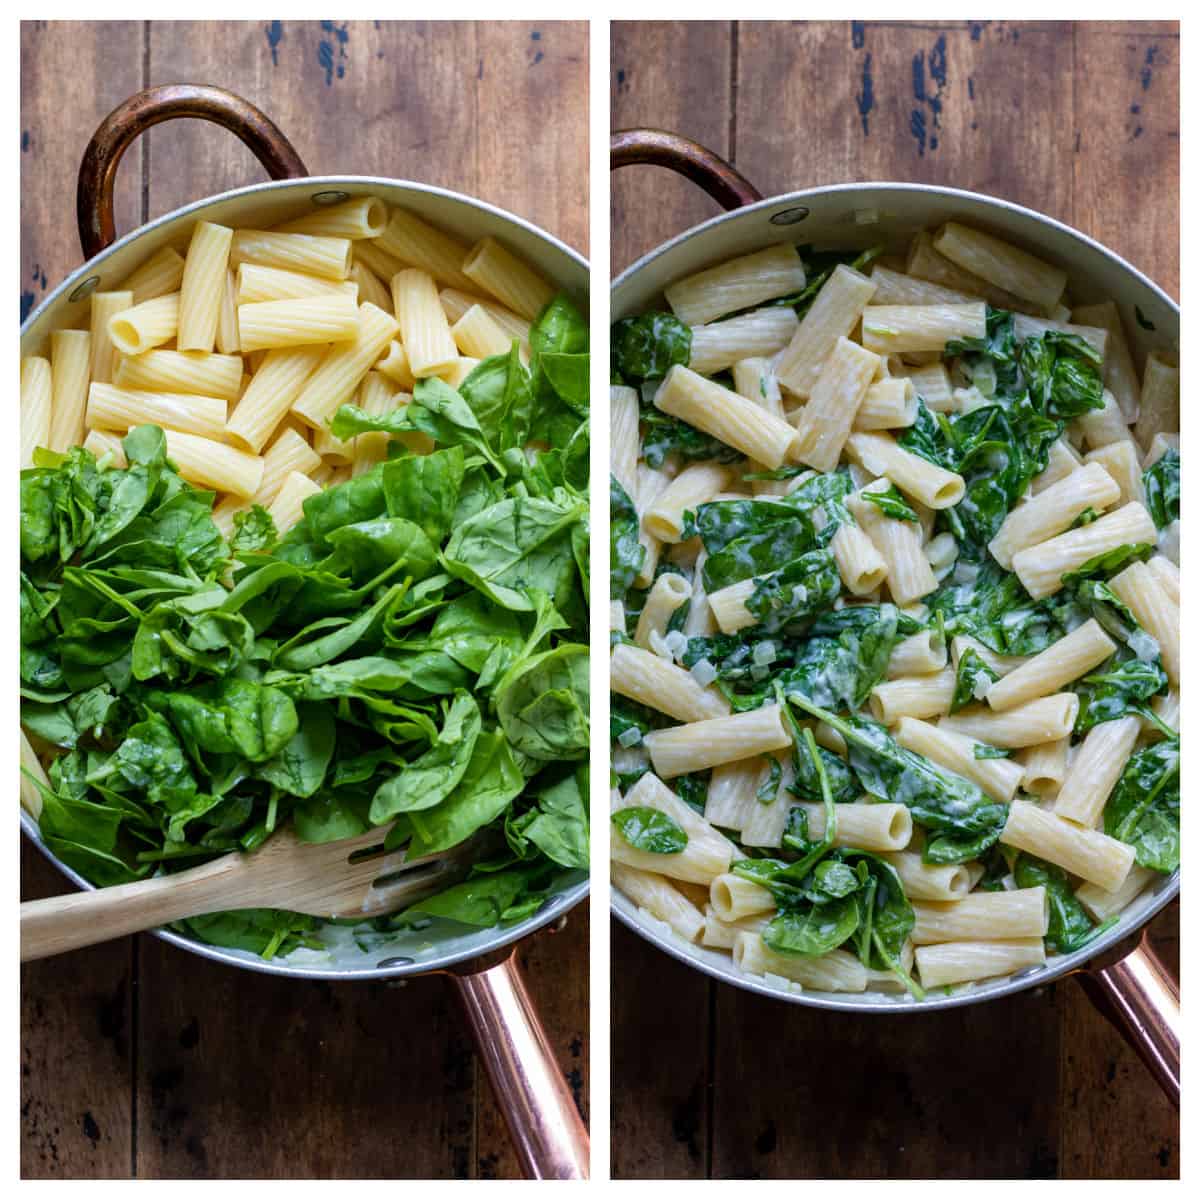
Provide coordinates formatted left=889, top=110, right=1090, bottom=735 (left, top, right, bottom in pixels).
left=770, top=206, right=810, bottom=226
left=69, top=276, right=102, bottom=302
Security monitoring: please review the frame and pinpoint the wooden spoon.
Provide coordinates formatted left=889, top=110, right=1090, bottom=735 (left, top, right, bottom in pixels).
left=21, top=824, right=462, bottom=962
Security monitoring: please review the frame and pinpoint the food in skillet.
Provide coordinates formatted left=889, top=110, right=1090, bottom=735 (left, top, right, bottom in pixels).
left=20, top=197, right=589, bottom=959
left=610, top=222, right=1178, bottom=996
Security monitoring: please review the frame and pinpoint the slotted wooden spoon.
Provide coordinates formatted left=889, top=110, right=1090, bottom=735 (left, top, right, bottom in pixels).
left=20, top=824, right=460, bottom=962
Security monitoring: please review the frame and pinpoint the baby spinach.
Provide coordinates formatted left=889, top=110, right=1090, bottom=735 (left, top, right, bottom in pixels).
left=788, top=696, right=1007, bottom=864
left=612, top=806, right=689, bottom=854
left=951, top=647, right=998, bottom=713
left=1012, top=853, right=1110, bottom=954
left=744, top=548, right=841, bottom=634
left=610, top=474, right=645, bottom=600
left=1104, top=739, right=1180, bottom=872
left=611, top=312, right=692, bottom=383
left=21, top=285, right=590, bottom=959
left=860, top=484, right=919, bottom=523
left=1143, top=448, right=1180, bottom=530
left=1074, top=654, right=1167, bottom=732
left=639, top=407, right=742, bottom=471
left=495, top=644, right=590, bottom=761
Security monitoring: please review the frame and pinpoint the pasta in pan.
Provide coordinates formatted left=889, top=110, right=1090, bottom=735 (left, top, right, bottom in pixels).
left=610, top=222, right=1179, bottom=998
left=21, top=196, right=590, bottom=961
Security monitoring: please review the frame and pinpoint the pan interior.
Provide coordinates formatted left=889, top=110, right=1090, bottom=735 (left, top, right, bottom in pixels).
left=611, top=181, right=1179, bottom=1009
left=21, top=176, right=590, bottom=980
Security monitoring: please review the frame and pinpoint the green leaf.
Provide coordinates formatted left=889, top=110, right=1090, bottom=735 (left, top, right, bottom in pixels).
left=1143, top=448, right=1180, bottom=530
left=370, top=691, right=482, bottom=821
left=612, top=805, right=688, bottom=854
left=496, top=644, right=589, bottom=760
left=1104, top=739, right=1179, bottom=872
left=610, top=474, right=645, bottom=600
left=611, top=312, right=691, bottom=383
left=861, top=484, right=919, bottom=523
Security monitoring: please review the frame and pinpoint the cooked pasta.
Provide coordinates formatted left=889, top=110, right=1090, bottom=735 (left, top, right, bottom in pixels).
left=20, top=195, right=590, bottom=960
left=611, top=226, right=1179, bottom=998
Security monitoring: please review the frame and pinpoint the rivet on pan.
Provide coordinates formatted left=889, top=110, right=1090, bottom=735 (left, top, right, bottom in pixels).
left=770, top=206, right=810, bottom=226
left=69, top=276, right=101, bottom=302
left=377, top=955, right=415, bottom=968
left=312, top=190, right=350, bottom=206
left=547, top=916, right=568, bottom=934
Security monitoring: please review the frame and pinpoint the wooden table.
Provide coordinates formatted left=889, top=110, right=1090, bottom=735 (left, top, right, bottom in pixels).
left=611, top=20, right=1178, bottom=1180
left=20, top=19, right=589, bottom=1179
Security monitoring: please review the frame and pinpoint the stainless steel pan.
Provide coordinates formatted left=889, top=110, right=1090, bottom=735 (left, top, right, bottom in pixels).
left=610, top=129, right=1179, bottom=1105
left=19, top=85, right=591, bottom=1178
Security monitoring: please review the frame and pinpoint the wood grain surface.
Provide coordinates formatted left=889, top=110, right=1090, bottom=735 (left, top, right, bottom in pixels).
left=20, top=19, right=589, bottom=1180
left=611, top=19, right=1179, bottom=1181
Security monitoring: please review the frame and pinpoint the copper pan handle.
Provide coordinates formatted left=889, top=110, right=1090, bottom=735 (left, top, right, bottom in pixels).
left=443, top=948, right=589, bottom=1179
left=611, top=128, right=762, bottom=211
left=1073, top=926, right=1179, bottom=1107
left=77, top=83, right=309, bottom=259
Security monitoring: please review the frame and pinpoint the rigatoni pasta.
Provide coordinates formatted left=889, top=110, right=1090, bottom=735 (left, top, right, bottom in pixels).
left=611, top=224, right=1179, bottom=999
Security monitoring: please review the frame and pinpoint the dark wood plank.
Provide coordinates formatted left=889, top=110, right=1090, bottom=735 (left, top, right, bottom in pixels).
left=736, top=21, right=1077, bottom=224
left=21, top=841, right=135, bottom=1179
left=144, top=21, right=588, bottom=255
left=145, top=21, right=479, bottom=219
left=19, top=19, right=144, bottom=319
left=133, top=937, right=475, bottom=1179
left=611, top=21, right=735, bottom=275
left=1072, top=23, right=1179, bottom=298
left=20, top=20, right=145, bottom=1181
left=473, top=903, right=591, bottom=1179
left=474, top=22, right=590, bottom=254
left=712, top=982, right=1063, bottom=1179
left=610, top=921, right=712, bottom=1179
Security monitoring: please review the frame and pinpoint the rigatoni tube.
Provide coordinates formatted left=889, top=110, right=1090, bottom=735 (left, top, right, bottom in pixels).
left=794, top=801, right=913, bottom=852
left=869, top=668, right=956, bottom=724
left=911, top=888, right=1048, bottom=944
left=178, top=220, right=233, bottom=353
left=643, top=460, right=732, bottom=543
left=1011, top=502, right=1157, bottom=600
left=860, top=302, right=986, bottom=356
left=612, top=863, right=705, bottom=943
left=238, top=293, right=360, bottom=353
left=687, top=307, right=799, bottom=375
left=895, top=717, right=1024, bottom=803
left=790, top=337, right=880, bottom=471
left=776, top=264, right=877, bottom=398
left=933, top=222, right=1067, bottom=313
left=610, top=641, right=730, bottom=724
left=611, top=772, right=737, bottom=885
left=665, top=244, right=806, bottom=327
left=733, top=935, right=869, bottom=992
left=87, top=383, right=227, bottom=439
left=985, top=619, right=1116, bottom=713
left=644, top=705, right=792, bottom=779
left=915, top=939, right=1046, bottom=989
left=988, top=462, right=1121, bottom=569
left=846, top=431, right=965, bottom=509
left=654, top=365, right=797, bottom=469
left=1053, top=716, right=1140, bottom=829
left=291, top=303, right=400, bottom=430
left=163, top=431, right=264, bottom=500
left=1000, top=799, right=1135, bottom=892
left=939, top=693, right=1080, bottom=748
